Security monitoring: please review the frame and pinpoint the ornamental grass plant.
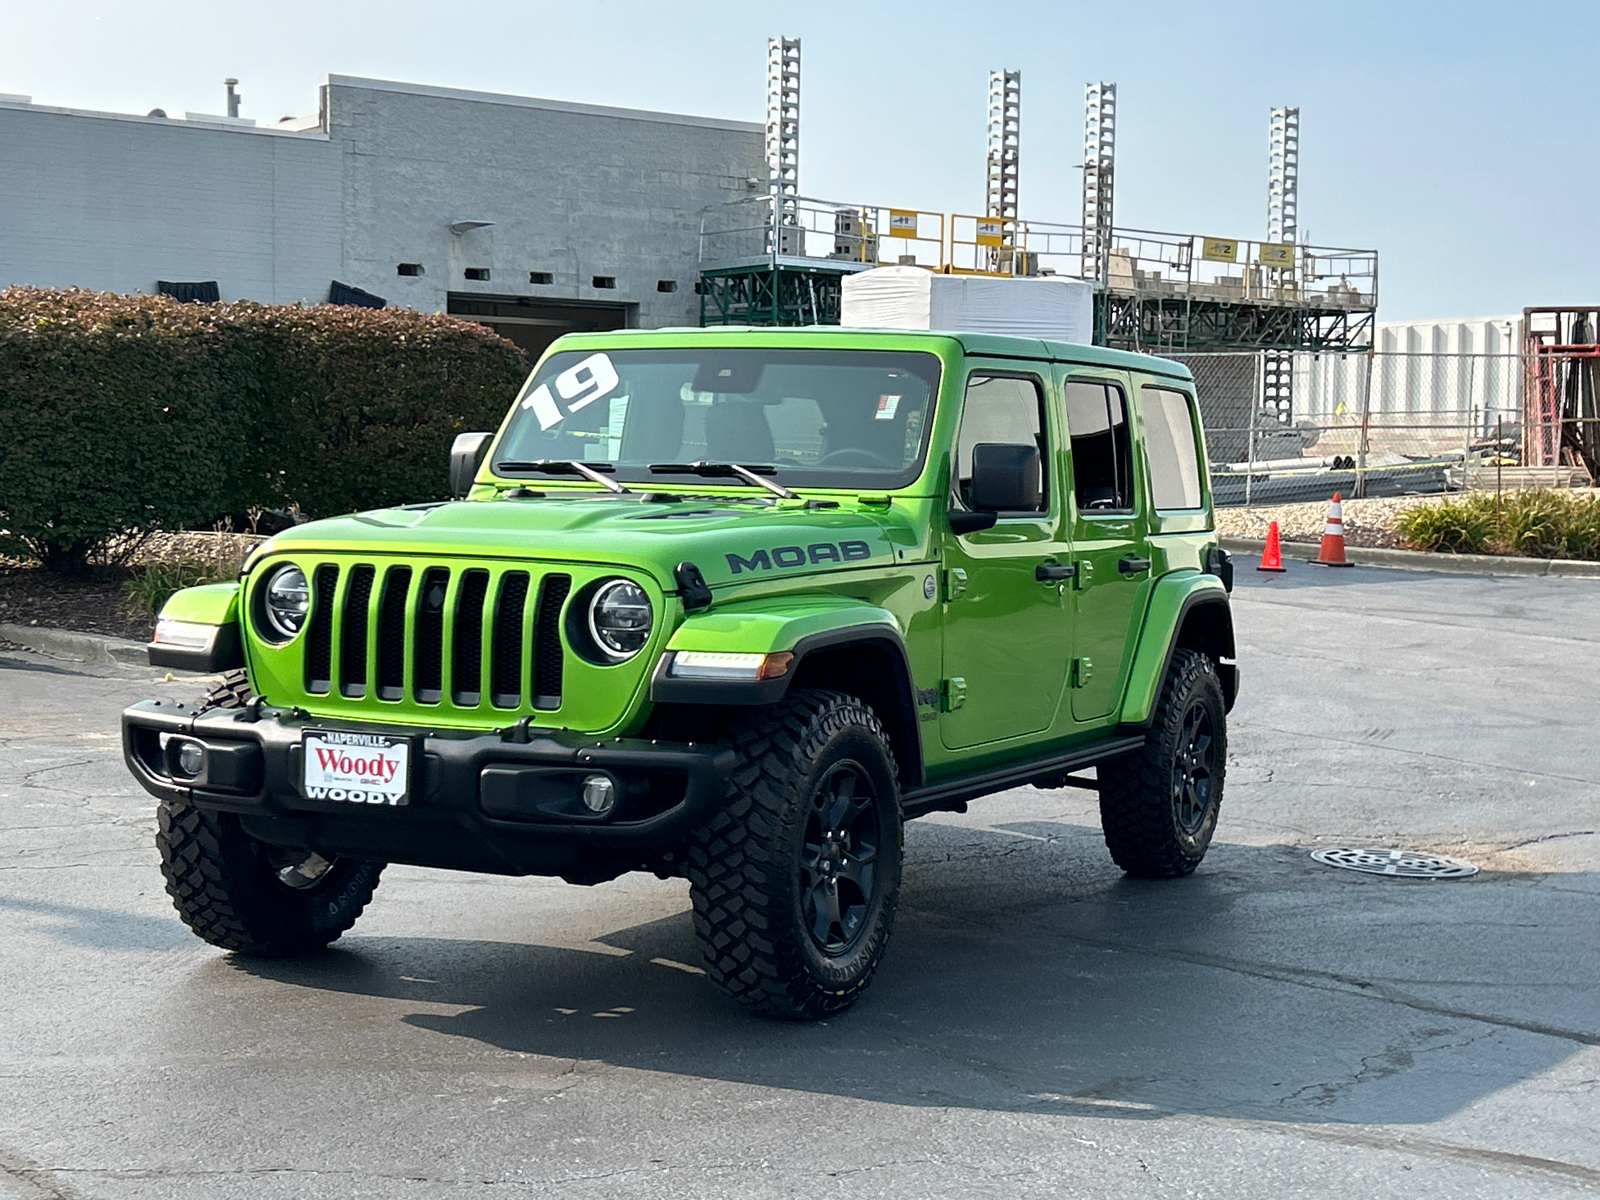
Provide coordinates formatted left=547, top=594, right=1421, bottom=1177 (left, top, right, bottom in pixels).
left=1395, top=489, right=1600, bottom=560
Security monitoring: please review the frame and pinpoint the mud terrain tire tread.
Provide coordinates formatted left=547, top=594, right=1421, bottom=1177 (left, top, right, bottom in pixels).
left=1099, top=648, right=1227, bottom=879
left=157, top=669, right=383, bottom=955
left=685, top=689, right=902, bottom=1021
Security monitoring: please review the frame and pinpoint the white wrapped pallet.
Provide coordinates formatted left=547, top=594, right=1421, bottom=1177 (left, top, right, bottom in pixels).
left=840, top=266, right=1095, bottom=345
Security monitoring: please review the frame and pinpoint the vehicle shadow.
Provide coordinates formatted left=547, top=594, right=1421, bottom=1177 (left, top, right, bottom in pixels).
left=222, top=817, right=1599, bottom=1130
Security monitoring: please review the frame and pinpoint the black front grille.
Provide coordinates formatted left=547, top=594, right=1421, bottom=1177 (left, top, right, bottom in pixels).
left=413, top=567, right=450, bottom=704
left=533, top=574, right=571, bottom=710
left=339, top=565, right=375, bottom=698
left=490, top=572, right=530, bottom=709
left=375, top=566, right=412, bottom=701
left=304, top=564, right=340, bottom=694
left=286, top=560, right=578, bottom=711
left=451, top=569, right=490, bottom=707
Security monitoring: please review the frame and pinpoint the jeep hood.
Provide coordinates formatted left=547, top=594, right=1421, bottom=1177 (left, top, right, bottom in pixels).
left=261, top=494, right=929, bottom=589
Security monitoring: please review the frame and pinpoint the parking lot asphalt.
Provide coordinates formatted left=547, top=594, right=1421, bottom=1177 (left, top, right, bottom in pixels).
left=2, top=558, right=1598, bottom=1200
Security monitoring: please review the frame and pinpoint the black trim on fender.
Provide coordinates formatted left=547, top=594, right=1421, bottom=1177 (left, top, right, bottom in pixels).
left=648, top=624, right=925, bottom=789
left=147, top=624, right=244, bottom=673
left=902, top=734, right=1146, bottom=819
left=1118, top=591, right=1237, bottom=731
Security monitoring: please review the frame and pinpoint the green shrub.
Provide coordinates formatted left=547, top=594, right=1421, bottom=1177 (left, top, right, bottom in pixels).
left=0, top=289, right=256, bottom=572
left=1395, top=490, right=1600, bottom=560
left=0, top=288, right=528, bottom=572
left=1393, top=495, right=1498, bottom=554
left=239, top=304, right=527, bottom=518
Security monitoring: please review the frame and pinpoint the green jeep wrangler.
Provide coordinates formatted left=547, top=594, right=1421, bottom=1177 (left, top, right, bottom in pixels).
left=122, top=327, right=1236, bottom=1020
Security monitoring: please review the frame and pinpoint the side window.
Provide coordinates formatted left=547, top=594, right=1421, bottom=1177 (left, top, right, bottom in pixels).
left=954, top=373, right=1047, bottom=512
left=1142, top=386, right=1203, bottom=510
left=1065, top=379, right=1134, bottom=512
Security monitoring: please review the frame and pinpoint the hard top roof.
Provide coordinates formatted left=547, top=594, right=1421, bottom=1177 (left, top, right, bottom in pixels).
left=549, top=326, right=1193, bottom=382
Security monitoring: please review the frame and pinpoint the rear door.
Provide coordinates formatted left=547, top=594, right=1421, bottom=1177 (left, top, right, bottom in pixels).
left=1060, top=369, right=1153, bottom=723
left=938, top=365, right=1073, bottom=749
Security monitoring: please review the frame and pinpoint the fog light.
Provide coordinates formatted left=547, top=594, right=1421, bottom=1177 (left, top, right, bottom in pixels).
left=174, top=740, right=205, bottom=780
left=580, top=773, right=617, bottom=816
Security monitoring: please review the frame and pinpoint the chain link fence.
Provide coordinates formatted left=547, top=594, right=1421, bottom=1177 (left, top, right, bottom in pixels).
left=1178, top=349, right=1593, bottom=508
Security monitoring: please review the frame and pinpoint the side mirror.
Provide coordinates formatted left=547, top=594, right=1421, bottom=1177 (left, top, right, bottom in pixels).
left=450, top=432, right=493, bottom=498
left=968, top=442, right=1042, bottom=511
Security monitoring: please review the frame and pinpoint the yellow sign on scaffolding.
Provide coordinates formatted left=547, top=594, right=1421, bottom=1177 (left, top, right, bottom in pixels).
left=1201, top=237, right=1239, bottom=264
left=887, top=209, right=919, bottom=238
left=973, top=218, right=1007, bottom=247
left=1258, top=241, right=1295, bottom=267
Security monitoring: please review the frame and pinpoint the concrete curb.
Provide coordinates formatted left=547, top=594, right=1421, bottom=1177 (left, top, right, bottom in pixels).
left=0, top=621, right=152, bottom=669
left=1220, top=537, right=1600, bottom=579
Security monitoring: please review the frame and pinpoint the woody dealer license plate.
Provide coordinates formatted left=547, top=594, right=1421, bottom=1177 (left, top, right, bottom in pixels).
left=303, top=731, right=411, bottom=807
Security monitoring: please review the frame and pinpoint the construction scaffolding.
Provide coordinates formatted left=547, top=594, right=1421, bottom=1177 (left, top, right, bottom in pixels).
left=1523, top=307, right=1600, bottom=479
left=698, top=53, right=1377, bottom=350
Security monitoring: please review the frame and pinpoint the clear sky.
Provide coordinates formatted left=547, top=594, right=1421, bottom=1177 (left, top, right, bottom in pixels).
left=3, top=0, right=1594, bottom=321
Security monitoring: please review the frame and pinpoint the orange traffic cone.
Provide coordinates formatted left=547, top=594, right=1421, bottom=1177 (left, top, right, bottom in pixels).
left=1258, top=520, right=1286, bottom=572
left=1315, top=492, right=1354, bottom=567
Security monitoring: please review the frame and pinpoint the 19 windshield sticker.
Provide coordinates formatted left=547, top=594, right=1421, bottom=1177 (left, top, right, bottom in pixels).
left=520, top=352, right=620, bottom=431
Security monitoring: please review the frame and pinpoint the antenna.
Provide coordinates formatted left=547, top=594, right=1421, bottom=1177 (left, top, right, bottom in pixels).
left=1081, top=82, right=1116, bottom=285
left=1267, top=106, right=1299, bottom=245
left=766, top=37, right=801, bottom=240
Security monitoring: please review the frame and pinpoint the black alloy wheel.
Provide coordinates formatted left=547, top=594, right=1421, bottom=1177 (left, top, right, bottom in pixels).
left=685, top=689, right=904, bottom=1020
left=1098, top=648, right=1227, bottom=878
left=800, top=762, right=883, bottom=955
left=1172, top=702, right=1217, bottom=838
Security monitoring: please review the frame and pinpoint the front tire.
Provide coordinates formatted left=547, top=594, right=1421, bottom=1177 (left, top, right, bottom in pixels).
left=1098, top=648, right=1227, bottom=878
left=686, top=690, right=903, bottom=1020
left=156, top=666, right=383, bottom=955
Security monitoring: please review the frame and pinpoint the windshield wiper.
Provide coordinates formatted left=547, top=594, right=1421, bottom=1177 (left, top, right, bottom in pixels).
left=648, top=461, right=799, bottom=500
left=495, top=460, right=631, bottom=494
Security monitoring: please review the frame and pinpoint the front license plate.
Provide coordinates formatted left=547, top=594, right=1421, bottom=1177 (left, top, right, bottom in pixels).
left=303, top=731, right=411, bottom=807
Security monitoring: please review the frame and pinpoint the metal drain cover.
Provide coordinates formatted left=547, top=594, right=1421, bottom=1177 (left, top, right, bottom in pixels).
left=1311, top=847, right=1479, bottom=879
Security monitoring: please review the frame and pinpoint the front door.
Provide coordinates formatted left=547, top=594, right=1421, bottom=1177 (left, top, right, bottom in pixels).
left=939, top=368, right=1073, bottom=749
left=1062, top=371, right=1153, bottom=723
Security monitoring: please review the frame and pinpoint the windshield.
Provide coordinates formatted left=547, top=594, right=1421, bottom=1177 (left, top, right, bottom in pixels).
left=493, top=347, right=942, bottom=490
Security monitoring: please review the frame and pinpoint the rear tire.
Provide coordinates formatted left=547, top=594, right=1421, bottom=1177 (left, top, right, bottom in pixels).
left=686, top=690, right=903, bottom=1020
left=160, top=667, right=384, bottom=955
left=1098, top=649, right=1226, bottom=878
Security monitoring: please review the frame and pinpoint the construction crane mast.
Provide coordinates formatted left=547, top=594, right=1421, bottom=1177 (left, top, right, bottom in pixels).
left=1080, top=82, right=1117, bottom=285
left=985, top=70, right=1021, bottom=268
left=766, top=36, right=802, bottom=251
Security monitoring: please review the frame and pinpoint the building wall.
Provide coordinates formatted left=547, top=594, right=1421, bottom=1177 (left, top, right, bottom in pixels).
left=0, top=78, right=765, bottom=327
left=1298, top=315, right=1524, bottom=424
left=325, top=78, right=763, bottom=327
left=0, top=100, right=340, bottom=304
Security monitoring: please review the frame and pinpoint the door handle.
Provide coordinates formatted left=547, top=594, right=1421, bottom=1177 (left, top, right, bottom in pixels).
left=1036, top=561, right=1076, bottom=582
left=1118, top=556, right=1152, bottom=574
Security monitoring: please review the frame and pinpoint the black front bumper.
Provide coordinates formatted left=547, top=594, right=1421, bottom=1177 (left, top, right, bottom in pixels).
left=122, top=699, right=735, bottom=880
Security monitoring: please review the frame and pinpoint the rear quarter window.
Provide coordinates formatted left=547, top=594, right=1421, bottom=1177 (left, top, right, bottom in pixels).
left=1142, top=386, right=1203, bottom=511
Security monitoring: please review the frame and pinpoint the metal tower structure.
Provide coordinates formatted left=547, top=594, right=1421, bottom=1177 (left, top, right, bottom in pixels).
left=1081, top=82, right=1116, bottom=285
left=985, top=69, right=1021, bottom=268
left=1267, top=105, right=1300, bottom=246
left=766, top=36, right=802, bottom=246
left=1261, top=106, right=1301, bottom=423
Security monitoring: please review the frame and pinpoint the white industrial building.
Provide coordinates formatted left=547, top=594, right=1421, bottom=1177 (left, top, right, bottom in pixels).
left=1296, top=315, right=1524, bottom=425
left=0, top=76, right=765, bottom=357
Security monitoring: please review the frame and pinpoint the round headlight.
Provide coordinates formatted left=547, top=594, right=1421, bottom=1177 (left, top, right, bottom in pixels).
left=263, top=565, right=310, bottom=639
left=588, top=580, right=652, bottom=660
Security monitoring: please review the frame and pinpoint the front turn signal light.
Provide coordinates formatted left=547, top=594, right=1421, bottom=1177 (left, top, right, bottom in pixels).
left=668, top=650, right=794, bottom=681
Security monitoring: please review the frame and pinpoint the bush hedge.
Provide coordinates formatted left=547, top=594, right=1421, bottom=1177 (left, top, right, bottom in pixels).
left=0, top=288, right=527, bottom=571
left=1394, top=490, right=1600, bottom=560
